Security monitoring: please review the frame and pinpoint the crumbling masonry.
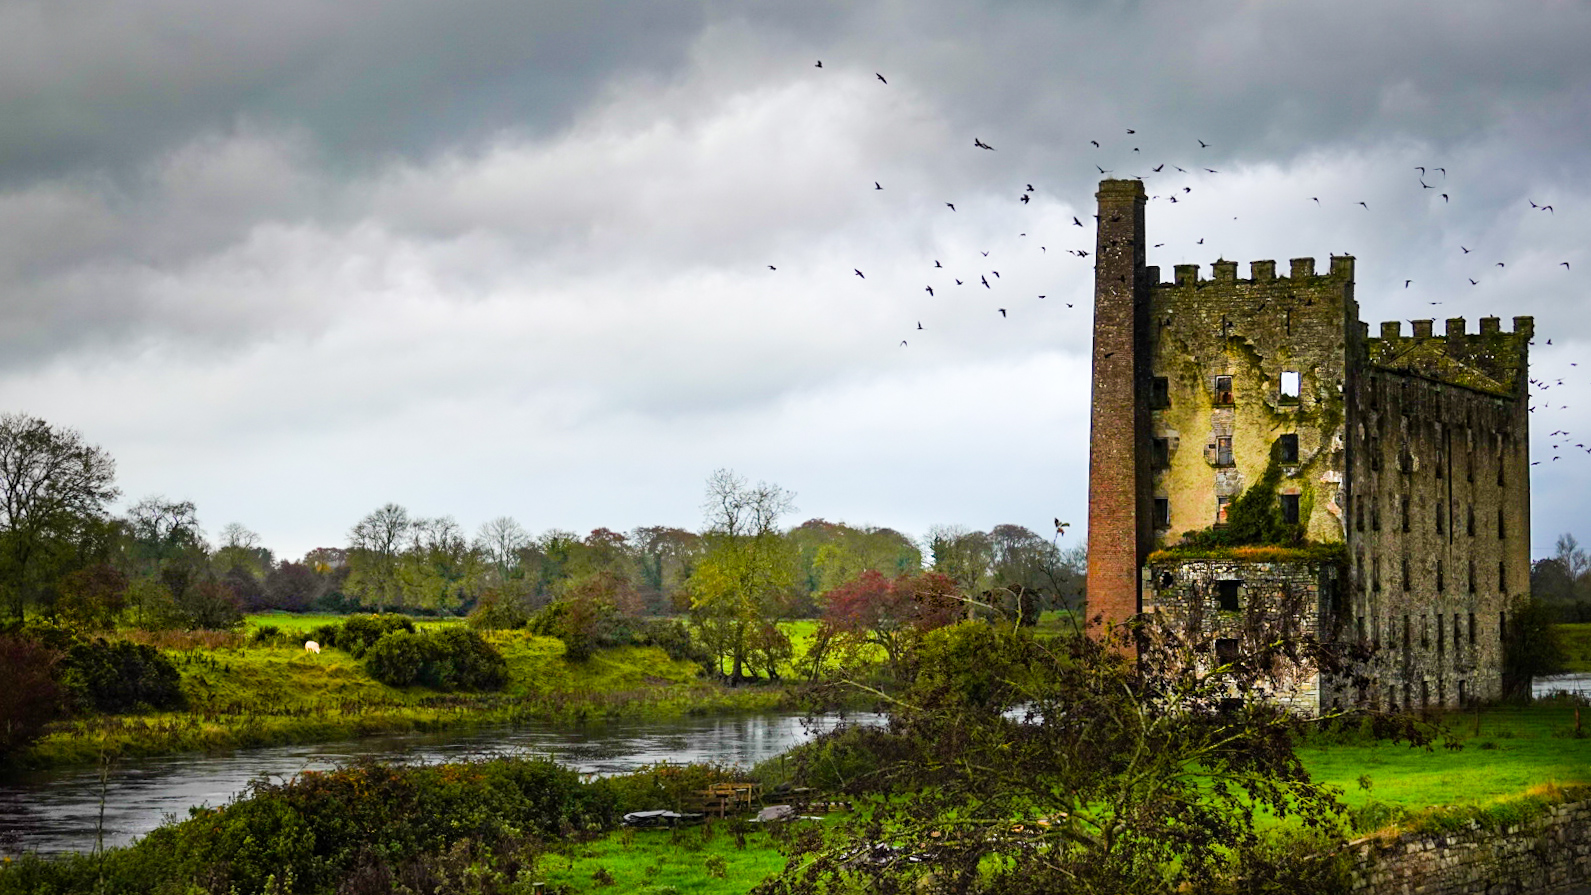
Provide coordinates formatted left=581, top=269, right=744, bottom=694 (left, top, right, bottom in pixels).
left=1085, top=178, right=1531, bottom=712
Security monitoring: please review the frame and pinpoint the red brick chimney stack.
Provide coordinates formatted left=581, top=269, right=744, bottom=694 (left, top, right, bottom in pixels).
left=1086, top=179, right=1151, bottom=637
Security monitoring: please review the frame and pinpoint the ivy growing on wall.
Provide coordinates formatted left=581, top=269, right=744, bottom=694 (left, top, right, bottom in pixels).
left=1179, top=444, right=1304, bottom=549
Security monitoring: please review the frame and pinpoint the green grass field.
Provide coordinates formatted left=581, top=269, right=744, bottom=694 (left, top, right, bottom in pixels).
left=1557, top=623, right=1591, bottom=673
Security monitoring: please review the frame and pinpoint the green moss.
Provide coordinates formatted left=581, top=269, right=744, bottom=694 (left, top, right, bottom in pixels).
left=1147, top=542, right=1348, bottom=565
left=1174, top=444, right=1308, bottom=550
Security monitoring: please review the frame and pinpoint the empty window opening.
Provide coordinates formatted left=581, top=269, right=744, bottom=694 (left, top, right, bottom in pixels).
left=1436, top=560, right=1444, bottom=592
left=1402, top=559, right=1411, bottom=592
left=1421, top=680, right=1430, bottom=708
left=1497, top=509, right=1506, bottom=539
left=1420, top=614, right=1429, bottom=649
left=1153, top=498, right=1170, bottom=529
left=1402, top=615, right=1411, bottom=650
left=1372, top=556, right=1381, bottom=592
left=1279, top=433, right=1299, bottom=464
left=1497, top=456, right=1505, bottom=486
left=1152, top=437, right=1170, bottom=469
left=1458, top=680, right=1467, bottom=706
left=1401, top=496, right=1411, bottom=532
left=1216, top=436, right=1234, bottom=467
left=1499, top=611, right=1506, bottom=642
left=1435, top=504, right=1445, bottom=534
left=1159, top=571, right=1175, bottom=589
left=1369, top=377, right=1379, bottom=409
left=1216, top=580, right=1241, bottom=612
left=1281, top=493, right=1300, bottom=525
left=1453, top=614, right=1461, bottom=658
left=1372, top=497, right=1381, bottom=531
left=1356, top=501, right=1364, bottom=532
left=1469, top=612, right=1477, bottom=646
left=1285, top=309, right=1292, bottom=335
left=1499, top=562, right=1507, bottom=593
left=1151, top=376, right=1170, bottom=409
left=1280, top=370, right=1301, bottom=402
left=1215, top=638, right=1240, bottom=665
left=1437, top=614, right=1445, bottom=653
left=1467, top=506, right=1475, bottom=536
left=1216, top=496, right=1231, bottom=525
left=1214, top=375, right=1234, bottom=405
left=1468, top=559, right=1476, bottom=593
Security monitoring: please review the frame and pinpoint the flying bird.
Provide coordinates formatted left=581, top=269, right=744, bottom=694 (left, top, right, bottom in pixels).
left=992, top=271, right=1000, bottom=278
left=855, top=269, right=865, bottom=279
left=900, top=341, right=908, bottom=347
left=955, top=279, right=963, bottom=285
left=815, top=60, right=822, bottom=68
left=875, top=181, right=882, bottom=190
left=934, top=260, right=942, bottom=268
left=1198, top=140, right=1209, bottom=148
left=1090, top=140, right=1099, bottom=147
left=925, top=286, right=934, bottom=296
left=981, top=276, right=990, bottom=288
left=1469, top=278, right=1478, bottom=285
left=1204, top=168, right=1218, bottom=174
left=768, top=266, right=777, bottom=271
left=1054, top=518, right=1070, bottom=535
left=1153, top=164, right=1164, bottom=172
left=1073, top=216, right=1084, bottom=227
left=946, top=203, right=956, bottom=211
left=1461, top=246, right=1470, bottom=253
left=1543, top=205, right=1554, bottom=213
left=1126, top=129, right=1135, bottom=134
left=1096, top=165, right=1110, bottom=174
left=1026, top=184, right=1035, bottom=192
left=1441, top=194, right=1449, bottom=202
left=917, top=322, right=923, bottom=330
left=974, top=138, right=995, bottom=150
left=1416, top=166, right=1426, bottom=175
left=1496, top=262, right=1506, bottom=267
left=1038, top=294, right=1046, bottom=299
left=1020, top=194, right=1030, bottom=204
left=1312, top=197, right=1320, bottom=204
left=998, top=308, right=1007, bottom=317
left=981, top=251, right=990, bottom=256
left=876, top=73, right=887, bottom=84
left=1358, top=202, right=1368, bottom=209
left=1562, top=262, right=1572, bottom=269
left=1197, top=238, right=1204, bottom=244
left=1405, top=280, right=1412, bottom=288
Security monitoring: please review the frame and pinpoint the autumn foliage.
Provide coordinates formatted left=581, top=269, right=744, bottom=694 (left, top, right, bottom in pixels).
left=819, top=570, right=964, bottom=674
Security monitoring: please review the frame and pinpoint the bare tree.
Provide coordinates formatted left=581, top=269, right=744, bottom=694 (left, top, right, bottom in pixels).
left=0, top=413, right=119, bottom=621
left=689, top=469, right=798, bottom=682
left=347, top=503, right=412, bottom=613
left=475, top=516, right=530, bottom=576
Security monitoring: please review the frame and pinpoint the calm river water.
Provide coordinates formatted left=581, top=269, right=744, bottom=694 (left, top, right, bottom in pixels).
left=0, top=712, right=882, bottom=858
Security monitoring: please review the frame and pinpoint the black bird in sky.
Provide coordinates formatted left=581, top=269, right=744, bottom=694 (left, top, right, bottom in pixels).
left=854, top=269, right=865, bottom=279
left=998, top=308, right=1007, bottom=317
left=917, top=322, right=923, bottom=330
left=1462, top=246, right=1470, bottom=253
left=1416, top=166, right=1426, bottom=175
left=815, top=60, right=822, bottom=68
left=954, top=279, right=964, bottom=285
left=1038, top=295, right=1046, bottom=299
left=1312, top=197, right=1320, bottom=204
left=1153, top=164, right=1164, bottom=172
left=768, top=266, right=776, bottom=270
left=1358, top=201, right=1368, bottom=209
left=946, top=203, right=956, bottom=211
left=1496, top=262, right=1506, bottom=267
left=1436, top=167, right=1445, bottom=175
left=1026, top=184, right=1035, bottom=192
left=1441, top=194, right=1449, bottom=202
left=1405, top=280, right=1412, bottom=288
left=1073, top=216, right=1084, bottom=227
left=1096, top=165, right=1111, bottom=174
left=1421, top=180, right=1433, bottom=189
left=981, top=276, right=990, bottom=288
left=934, top=260, right=942, bottom=268
left=974, top=138, right=995, bottom=150
left=1090, top=140, right=1100, bottom=147
left=1126, top=129, right=1135, bottom=134
left=1204, top=168, right=1218, bottom=174
left=1174, top=166, right=1187, bottom=172
left=1562, top=262, right=1572, bottom=269
left=1469, top=278, right=1478, bottom=285
left=992, top=271, right=1000, bottom=278
left=876, top=73, right=887, bottom=84
left=1020, top=194, right=1030, bottom=204
left=1543, top=205, right=1554, bottom=213
left=900, top=340, right=907, bottom=347
left=874, top=181, right=882, bottom=190
left=1197, top=238, right=1204, bottom=244
left=925, top=286, right=934, bottom=296
left=981, top=251, right=990, bottom=256
left=1154, top=243, right=1165, bottom=247
left=1198, top=140, right=1209, bottom=148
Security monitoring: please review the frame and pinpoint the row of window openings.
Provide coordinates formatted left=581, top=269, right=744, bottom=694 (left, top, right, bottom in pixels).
left=1365, top=611, right=1490, bottom=655
left=1353, top=499, right=1506, bottom=539
left=1151, top=493, right=1301, bottom=529
left=1357, top=555, right=1507, bottom=594
left=1384, top=680, right=1470, bottom=711
left=1152, top=433, right=1298, bottom=469
left=1366, top=435, right=1508, bottom=487
left=1149, top=373, right=1300, bottom=409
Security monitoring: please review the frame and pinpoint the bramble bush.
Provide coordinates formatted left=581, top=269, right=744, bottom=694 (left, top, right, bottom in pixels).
left=57, top=637, right=185, bottom=713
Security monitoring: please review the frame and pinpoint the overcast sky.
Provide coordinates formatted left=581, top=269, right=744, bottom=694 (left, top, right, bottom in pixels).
left=4, top=0, right=1590, bottom=561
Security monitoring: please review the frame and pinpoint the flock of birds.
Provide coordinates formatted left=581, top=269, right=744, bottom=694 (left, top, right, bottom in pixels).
left=765, top=62, right=1582, bottom=470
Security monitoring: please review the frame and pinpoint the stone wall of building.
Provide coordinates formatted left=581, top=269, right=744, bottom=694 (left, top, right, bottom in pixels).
left=1347, top=800, right=1591, bottom=895
left=1141, top=556, right=1340, bottom=713
left=1344, top=317, right=1532, bottom=707
left=1145, top=256, right=1359, bottom=549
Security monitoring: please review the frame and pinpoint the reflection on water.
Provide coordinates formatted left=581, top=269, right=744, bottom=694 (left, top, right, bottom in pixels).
left=0, top=712, right=881, bottom=858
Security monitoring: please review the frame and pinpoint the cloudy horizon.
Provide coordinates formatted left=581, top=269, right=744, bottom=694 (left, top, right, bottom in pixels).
left=4, top=1, right=1589, bottom=560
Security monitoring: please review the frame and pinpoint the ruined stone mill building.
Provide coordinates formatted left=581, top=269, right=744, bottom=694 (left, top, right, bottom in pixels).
left=1084, top=178, right=1532, bottom=712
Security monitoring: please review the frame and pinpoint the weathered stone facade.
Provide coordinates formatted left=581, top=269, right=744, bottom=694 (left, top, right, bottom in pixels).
left=1085, top=179, right=1532, bottom=712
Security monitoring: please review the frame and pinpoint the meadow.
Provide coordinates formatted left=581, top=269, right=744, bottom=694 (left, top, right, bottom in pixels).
left=1557, top=622, right=1591, bottom=672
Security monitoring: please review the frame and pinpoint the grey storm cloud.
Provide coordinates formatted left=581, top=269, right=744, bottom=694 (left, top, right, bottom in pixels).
left=2, top=0, right=1590, bottom=557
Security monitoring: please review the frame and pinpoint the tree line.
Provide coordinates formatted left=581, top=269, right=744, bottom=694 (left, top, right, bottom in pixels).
left=0, top=416, right=1085, bottom=649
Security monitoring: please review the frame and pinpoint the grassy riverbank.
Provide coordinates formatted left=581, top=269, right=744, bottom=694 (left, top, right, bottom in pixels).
left=16, top=628, right=792, bottom=770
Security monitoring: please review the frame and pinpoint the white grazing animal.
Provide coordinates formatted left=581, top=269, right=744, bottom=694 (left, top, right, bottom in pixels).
left=304, top=641, right=321, bottom=654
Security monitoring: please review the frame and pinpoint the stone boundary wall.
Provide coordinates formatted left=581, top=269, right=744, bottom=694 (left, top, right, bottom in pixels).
left=1348, top=800, right=1591, bottom=894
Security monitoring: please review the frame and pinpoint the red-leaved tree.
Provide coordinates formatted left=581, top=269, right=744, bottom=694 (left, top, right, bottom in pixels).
left=820, top=570, right=964, bottom=678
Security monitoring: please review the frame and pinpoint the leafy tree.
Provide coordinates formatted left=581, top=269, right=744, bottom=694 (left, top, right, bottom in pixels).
left=1532, top=532, right=1591, bottom=621
left=820, top=570, right=964, bottom=678
left=0, top=414, right=119, bottom=622
left=54, top=562, right=128, bottom=632
left=1503, top=594, right=1568, bottom=700
left=396, top=515, right=484, bottom=613
left=759, top=620, right=1362, bottom=895
left=792, top=519, right=923, bottom=613
left=346, top=503, right=412, bottom=613
left=925, top=524, right=993, bottom=602
left=632, top=525, right=704, bottom=613
left=262, top=561, right=324, bottom=613
left=687, top=469, right=799, bottom=682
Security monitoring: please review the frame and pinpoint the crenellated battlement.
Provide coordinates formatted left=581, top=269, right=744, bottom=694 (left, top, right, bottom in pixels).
left=1364, top=316, right=1531, bottom=397
left=1154, top=255, right=1355, bottom=288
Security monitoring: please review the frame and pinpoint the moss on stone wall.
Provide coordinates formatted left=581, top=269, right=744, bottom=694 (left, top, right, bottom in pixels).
left=1175, top=445, right=1307, bottom=549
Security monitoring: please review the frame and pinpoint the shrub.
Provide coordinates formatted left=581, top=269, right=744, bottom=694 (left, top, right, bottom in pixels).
left=0, top=634, right=65, bottom=757
left=363, top=628, right=507, bottom=691
left=466, top=587, right=536, bottom=631
left=340, top=614, right=417, bottom=658
left=0, top=757, right=616, bottom=895
left=57, top=637, right=185, bottom=713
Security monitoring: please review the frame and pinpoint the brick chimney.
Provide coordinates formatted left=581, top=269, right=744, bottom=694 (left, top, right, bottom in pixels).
left=1086, top=179, right=1151, bottom=636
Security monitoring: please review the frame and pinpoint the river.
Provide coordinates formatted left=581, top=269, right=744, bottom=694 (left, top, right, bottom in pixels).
left=0, top=712, right=881, bottom=858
